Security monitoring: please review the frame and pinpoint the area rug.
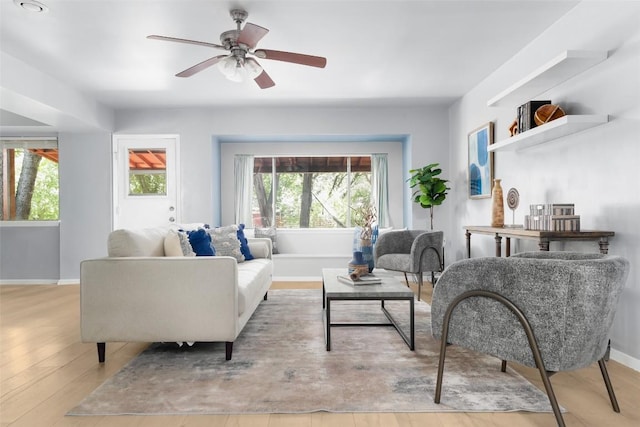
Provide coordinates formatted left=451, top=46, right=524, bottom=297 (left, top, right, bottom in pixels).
left=69, top=289, right=556, bottom=416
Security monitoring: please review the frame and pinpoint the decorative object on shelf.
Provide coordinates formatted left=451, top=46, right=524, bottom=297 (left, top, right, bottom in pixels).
left=534, top=104, right=566, bottom=126
left=408, top=163, right=450, bottom=229
left=508, top=119, right=518, bottom=136
left=518, top=100, right=551, bottom=133
left=525, top=203, right=580, bottom=231
left=348, top=251, right=368, bottom=278
left=505, top=187, right=523, bottom=228
left=468, top=122, right=494, bottom=199
left=491, top=179, right=504, bottom=228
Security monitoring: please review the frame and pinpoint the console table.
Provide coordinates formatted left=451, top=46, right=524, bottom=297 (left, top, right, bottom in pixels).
left=464, top=226, right=614, bottom=258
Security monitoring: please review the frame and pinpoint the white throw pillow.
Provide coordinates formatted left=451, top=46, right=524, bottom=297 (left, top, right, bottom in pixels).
left=208, top=225, right=244, bottom=262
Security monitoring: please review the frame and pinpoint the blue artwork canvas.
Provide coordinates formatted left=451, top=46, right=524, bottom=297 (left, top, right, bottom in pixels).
left=468, top=122, right=494, bottom=199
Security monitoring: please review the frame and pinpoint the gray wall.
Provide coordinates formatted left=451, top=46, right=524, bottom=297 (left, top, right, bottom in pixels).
left=0, top=132, right=113, bottom=283
left=447, top=2, right=640, bottom=364
left=58, top=132, right=113, bottom=281
left=0, top=224, right=59, bottom=282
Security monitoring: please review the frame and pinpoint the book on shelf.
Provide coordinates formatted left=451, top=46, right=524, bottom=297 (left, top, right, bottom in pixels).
left=337, top=274, right=383, bottom=286
left=518, top=100, right=551, bottom=133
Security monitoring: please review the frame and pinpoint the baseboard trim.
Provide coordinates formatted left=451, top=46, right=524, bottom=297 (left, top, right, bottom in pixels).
left=610, top=348, right=640, bottom=372
left=273, top=276, right=322, bottom=282
left=0, top=279, right=59, bottom=285
left=57, top=279, right=79, bottom=285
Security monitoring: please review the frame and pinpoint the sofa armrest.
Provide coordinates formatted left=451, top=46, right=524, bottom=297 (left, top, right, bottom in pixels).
left=80, top=256, right=240, bottom=343
left=247, top=238, right=272, bottom=259
left=411, top=231, right=443, bottom=269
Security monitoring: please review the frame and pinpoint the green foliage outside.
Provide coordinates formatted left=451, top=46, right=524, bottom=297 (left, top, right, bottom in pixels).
left=257, top=171, right=371, bottom=228
left=14, top=149, right=59, bottom=220
left=129, top=173, right=167, bottom=195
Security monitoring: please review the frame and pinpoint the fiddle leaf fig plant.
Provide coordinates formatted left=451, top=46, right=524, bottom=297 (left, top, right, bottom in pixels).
left=408, top=163, right=450, bottom=230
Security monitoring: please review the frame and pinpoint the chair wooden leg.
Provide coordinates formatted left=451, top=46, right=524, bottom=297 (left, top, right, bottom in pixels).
left=598, top=358, right=620, bottom=412
left=417, top=272, right=423, bottom=301
left=403, top=272, right=410, bottom=288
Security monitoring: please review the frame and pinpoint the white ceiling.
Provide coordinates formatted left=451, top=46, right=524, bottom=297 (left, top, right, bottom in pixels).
left=1, top=0, right=579, bottom=116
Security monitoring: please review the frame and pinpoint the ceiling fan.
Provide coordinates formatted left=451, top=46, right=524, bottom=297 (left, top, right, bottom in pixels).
left=147, top=9, right=327, bottom=89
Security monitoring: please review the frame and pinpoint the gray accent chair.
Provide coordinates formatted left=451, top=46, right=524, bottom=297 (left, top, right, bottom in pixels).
left=374, top=230, right=444, bottom=300
left=431, top=251, right=630, bottom=427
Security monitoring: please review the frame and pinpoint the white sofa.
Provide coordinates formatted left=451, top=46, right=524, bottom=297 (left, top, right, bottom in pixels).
left=80, top=226, right=273, bottom=361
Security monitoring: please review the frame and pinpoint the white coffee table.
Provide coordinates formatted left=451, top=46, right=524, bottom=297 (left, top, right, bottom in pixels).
left=322, top=268, right=415, bottom=351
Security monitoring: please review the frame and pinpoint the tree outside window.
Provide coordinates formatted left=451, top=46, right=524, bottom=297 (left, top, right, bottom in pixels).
left=252, top=156, right=371, bottom=228
left=1, top=139, right=59, bottom=221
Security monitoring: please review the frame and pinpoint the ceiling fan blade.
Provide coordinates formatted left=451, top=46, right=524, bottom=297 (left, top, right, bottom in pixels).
left=237, top=22, right=269, bottom=49
left=254, top=49, right=326, bottom=68
left=176, top=55, right=227, bottom=77
left=254, top=69, right=275, bottom=89
left=147, top=35, right=226, bottom=50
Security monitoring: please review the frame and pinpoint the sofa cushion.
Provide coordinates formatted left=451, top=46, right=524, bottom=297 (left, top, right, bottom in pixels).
left=187, top=229, right=216, bottom=256
left=108, top=227, right=168, bottom=257
left=209, top=225, right=244, bottom=262
left=164, top=229, right=196, bottom=257
left=236, top=258, right=272, bottom=315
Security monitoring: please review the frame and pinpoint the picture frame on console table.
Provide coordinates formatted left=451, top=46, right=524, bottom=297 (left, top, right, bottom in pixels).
left=468, top=121, right=494, bottom=199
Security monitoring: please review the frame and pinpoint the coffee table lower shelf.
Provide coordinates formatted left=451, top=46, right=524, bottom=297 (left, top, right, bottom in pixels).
left=322, top=268, right=415, bottom=352
left=323, top=297, right=415, bottom=351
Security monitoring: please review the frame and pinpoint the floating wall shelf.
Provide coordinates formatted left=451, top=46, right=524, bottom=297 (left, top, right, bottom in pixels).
left=487, top=50, right=608, bottom=108
left=488, top=115, right=609, bottom=152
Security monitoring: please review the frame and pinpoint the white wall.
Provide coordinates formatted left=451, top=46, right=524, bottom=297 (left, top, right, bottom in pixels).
left=115, top=105, right=452, bottom=231
left=448, top=2, right=640, bottom=365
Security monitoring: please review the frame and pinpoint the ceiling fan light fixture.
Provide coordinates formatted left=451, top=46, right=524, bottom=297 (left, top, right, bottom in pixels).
left=244, top=58, right=263, bottom=79
left=13, top=0, right=48, bottom=13
left=218, top=56, right=244, bottom=83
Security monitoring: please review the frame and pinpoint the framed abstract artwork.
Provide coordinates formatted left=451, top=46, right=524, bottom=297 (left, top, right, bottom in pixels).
left=468, top=122, right=494, bottom=199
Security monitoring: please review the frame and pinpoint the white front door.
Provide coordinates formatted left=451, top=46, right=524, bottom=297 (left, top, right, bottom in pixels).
left=113, top=135, right=180, bottom=229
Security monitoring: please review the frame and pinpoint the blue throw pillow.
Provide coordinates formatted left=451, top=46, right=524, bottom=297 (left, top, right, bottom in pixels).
left=187, top=228, right=216, bottom=256
left=236, top=224, right=254, bottom=261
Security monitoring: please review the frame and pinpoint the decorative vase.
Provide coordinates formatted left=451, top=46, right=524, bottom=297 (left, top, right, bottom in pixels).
left=359, top=239, right=375, bottom=273
left=491, top=178, right=505, bottom=228
left=348, top=251, right=368, bottom=276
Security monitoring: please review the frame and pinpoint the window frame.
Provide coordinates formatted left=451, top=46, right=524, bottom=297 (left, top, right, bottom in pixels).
left=1, top=137, right=59, bottom=222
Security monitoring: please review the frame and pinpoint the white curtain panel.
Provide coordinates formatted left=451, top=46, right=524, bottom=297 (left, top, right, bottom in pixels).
left=371, top=153, right=390, bottom=228
left=234, top=154, right=254, bottom=225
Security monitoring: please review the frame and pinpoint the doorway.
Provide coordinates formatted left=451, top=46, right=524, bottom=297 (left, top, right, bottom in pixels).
left=113, top=135, right=180, bottom=229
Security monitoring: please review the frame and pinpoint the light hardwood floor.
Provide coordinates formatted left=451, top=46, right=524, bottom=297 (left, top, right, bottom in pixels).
left=1, top=282, right=639, bottom=427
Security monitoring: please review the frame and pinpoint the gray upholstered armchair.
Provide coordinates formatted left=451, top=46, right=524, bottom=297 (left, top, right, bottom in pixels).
left=374, top=230, right=444, bottom=300
left=431, top=251, right=630, bottom=427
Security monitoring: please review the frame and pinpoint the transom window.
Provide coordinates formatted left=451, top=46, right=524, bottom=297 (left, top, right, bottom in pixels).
left=252, top=156, right=371, bottom=228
